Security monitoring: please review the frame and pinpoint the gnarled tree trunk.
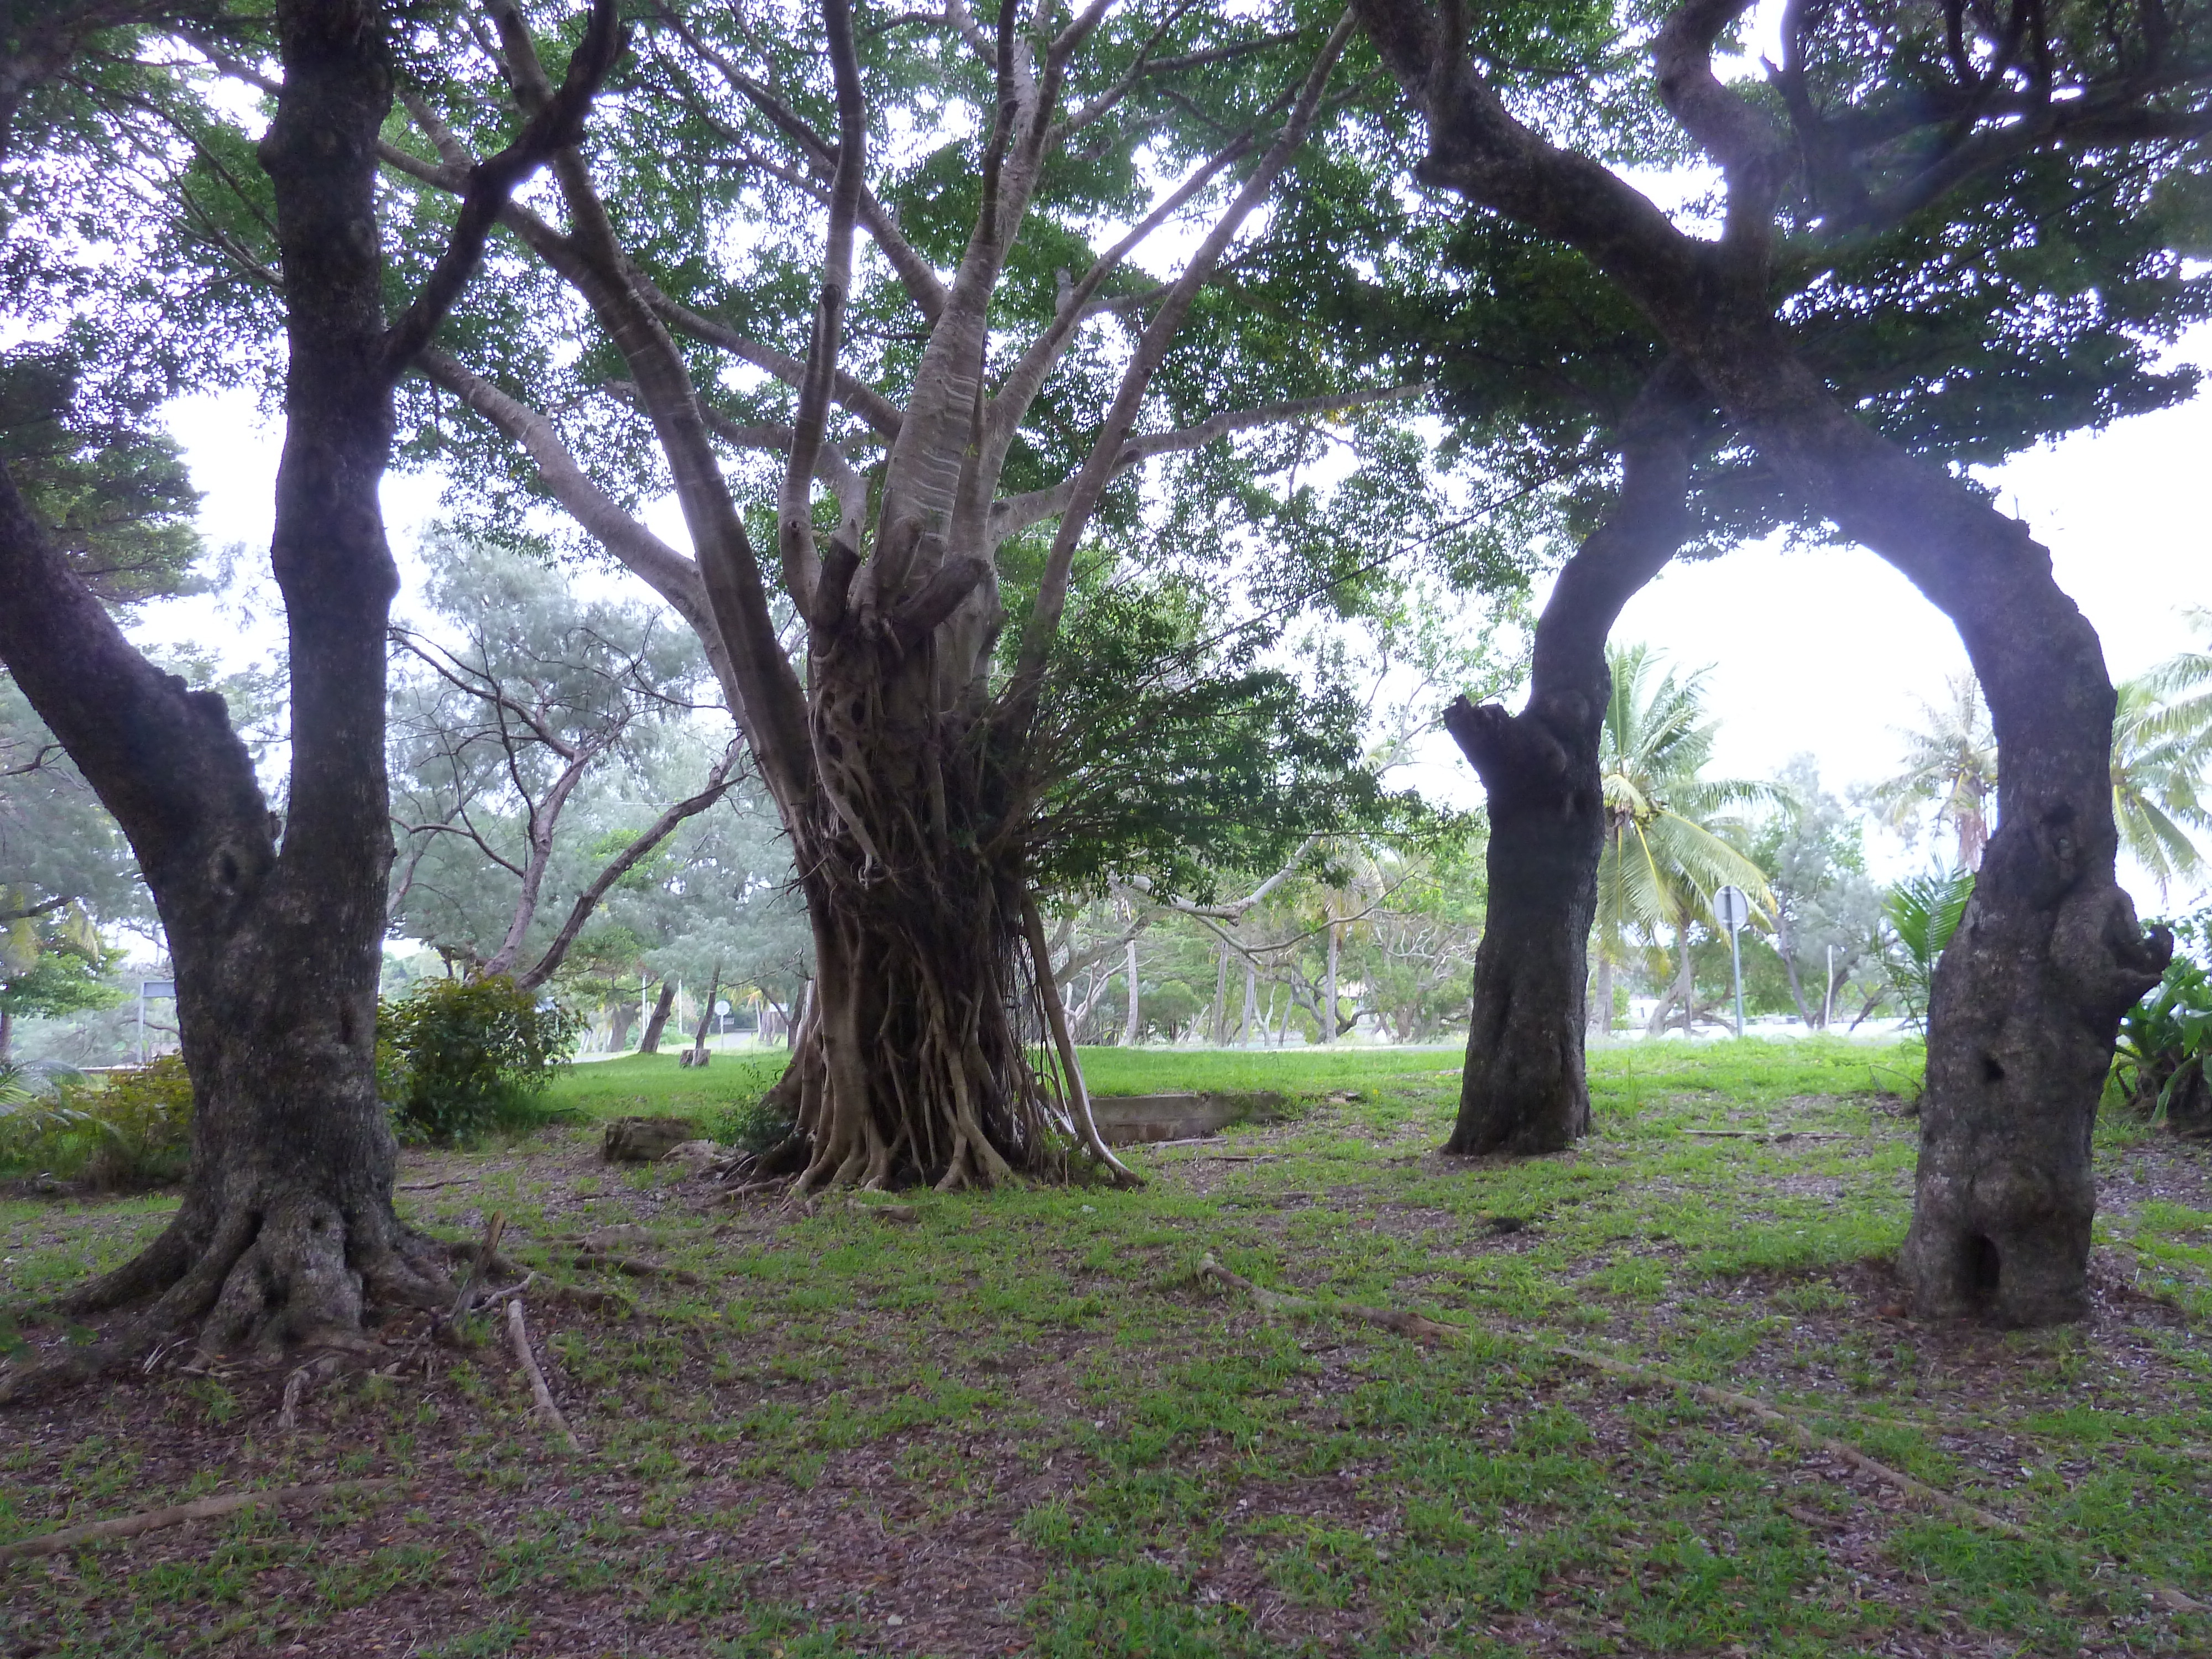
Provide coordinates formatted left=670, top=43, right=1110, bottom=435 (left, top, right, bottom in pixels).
left=1443, top=368, right=1697, bottom=1155
left=1354, top=0, right=2171, bottom=1322
left=0, top=0, right=618, bottom=1394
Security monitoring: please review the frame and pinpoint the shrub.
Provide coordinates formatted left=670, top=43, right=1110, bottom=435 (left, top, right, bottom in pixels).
left=705, top=1090, right=796, bottom=1156
left=2110, top=911, right=2212, bottom=1133
left=380, top=975, right=584, bottom=1145
left=0, top=1054, right=194, bottom=1188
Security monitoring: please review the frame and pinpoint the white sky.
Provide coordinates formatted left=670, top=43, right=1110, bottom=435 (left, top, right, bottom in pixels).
left=149, top=338, right=2212, bottom=912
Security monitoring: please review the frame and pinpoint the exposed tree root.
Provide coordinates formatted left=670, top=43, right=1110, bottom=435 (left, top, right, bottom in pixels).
left=2, top=1199, right=455, bottom=1406
left=504, top=1297, right=583, bottom=1453
left=1198, top=1255, right=2208, bottom=1617
left=0, top=1479, right=406, bottom=1563
left=1197, top=1254, right=1457, bottom=1344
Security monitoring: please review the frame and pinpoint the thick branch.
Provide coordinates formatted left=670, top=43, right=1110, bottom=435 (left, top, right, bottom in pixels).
left=380, top=0, right=626, bottom=379
left=1003, top=11, right=1359, bottom=732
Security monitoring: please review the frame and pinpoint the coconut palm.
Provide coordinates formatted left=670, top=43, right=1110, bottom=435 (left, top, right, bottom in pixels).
left=1866, top=675, right=1999, bottom=873
left=2109, top=675, right=2212, bottom=901
left=1592, top=644, right=1779, bottom=1036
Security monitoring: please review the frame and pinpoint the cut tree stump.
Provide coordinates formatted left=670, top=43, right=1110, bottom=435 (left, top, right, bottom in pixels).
left=601, top=1117, right=697, bottom=1164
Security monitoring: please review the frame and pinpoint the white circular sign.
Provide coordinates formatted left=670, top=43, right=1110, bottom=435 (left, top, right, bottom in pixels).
left=714, top=1000, right=732, bottom=1016
left=1714, top=885, right=1751, bottom=932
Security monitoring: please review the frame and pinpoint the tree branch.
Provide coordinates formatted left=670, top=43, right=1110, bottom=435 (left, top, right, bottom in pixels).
left=379, top=0, right=627, bottom=380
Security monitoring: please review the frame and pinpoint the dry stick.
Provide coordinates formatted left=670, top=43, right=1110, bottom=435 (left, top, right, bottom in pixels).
left=1196, top=1256, right=2208, bottom=1618
left=0, top=1479, right=405, bottom=1563
left=398, top=1177, right=478, bottom=1191
left=1680, top=1130, right=1851, bottom=1141
left=450, top=1211, right=508, bottom=1318
left=504, top=1297, right=583, bottom=1454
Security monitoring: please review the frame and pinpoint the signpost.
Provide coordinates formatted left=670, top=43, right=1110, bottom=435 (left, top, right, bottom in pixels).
left=138, top=979, right=175, bottom=1065
left=1713, top=885, right=1750, bottom=1039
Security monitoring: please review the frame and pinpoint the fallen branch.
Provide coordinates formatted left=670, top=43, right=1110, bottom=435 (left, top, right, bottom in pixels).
left=1680, top=1130, right=1851, bottom=1142
left=0, top=1479, right=405, bottom=1563
left=504, top=1297, right=583, bottom=1454
left=398, top=1177, right=478, bottom=1191
left=1196, top=1255, right=2207, bottom=1618
left=1197, top=1253, right=1457, bottom=1344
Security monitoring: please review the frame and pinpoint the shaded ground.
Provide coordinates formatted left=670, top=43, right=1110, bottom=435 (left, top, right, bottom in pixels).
left=4, top=1041, right=2212, bottom=1656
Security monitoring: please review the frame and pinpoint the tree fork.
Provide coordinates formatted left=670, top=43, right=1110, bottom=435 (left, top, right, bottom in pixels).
left=1443, top=365, right=1700, bottom=1156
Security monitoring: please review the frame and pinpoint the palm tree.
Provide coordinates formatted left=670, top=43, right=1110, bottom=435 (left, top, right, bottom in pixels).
left=1592, top=644, right=1778, bottom=1037
left=2109, top=675, right=2212, bottom=901
left=1867, top=675, right=1999, bottom=873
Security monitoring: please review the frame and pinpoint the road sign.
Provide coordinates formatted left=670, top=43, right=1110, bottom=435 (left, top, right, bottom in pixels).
left=1713, top=885, right=1750, bottom=933
left=1712, top=886, right=1749, bottom=1037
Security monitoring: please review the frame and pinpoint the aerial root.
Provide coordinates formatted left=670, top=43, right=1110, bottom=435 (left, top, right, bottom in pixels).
left=504, top=1297, right=583, bottom=1454
left=1197, top=1253, right=2208, bottom=1618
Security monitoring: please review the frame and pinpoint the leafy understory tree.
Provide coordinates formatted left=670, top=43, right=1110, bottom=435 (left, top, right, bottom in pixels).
left=387, top=535, right=742, bottom=989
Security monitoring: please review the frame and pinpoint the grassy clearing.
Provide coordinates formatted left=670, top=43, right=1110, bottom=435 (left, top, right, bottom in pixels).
left=4, top=1039, right=2212, bottom=1656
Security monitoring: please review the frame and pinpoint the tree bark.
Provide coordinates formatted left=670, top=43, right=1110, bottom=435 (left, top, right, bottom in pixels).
left=1322, top=919, right=1340, bottom=1045
left=1240, top=962, right=1258, bottom=1046
left=0, top=0, right=620, bottom=1391
left=1123, top=932, right=1141, bottom=1046
left=637, top=978, right=677, bottom=1053
left=1443, top=368, right=1699, bottom=1155
left=1589, top=956, right=1614, bottom=1040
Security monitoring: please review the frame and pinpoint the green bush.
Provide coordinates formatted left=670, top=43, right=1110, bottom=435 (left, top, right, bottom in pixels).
left=380, top=975, right=585, bottom=1145
left=0, top=1055, right=194, bottom=1188
left=705, top=1089, right=796, bottom=1155
left=2110, top=910, right=2212, bottom=1132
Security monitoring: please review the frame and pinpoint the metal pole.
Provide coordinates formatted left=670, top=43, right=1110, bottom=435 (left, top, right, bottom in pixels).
left=1822, top=943, right=1834, bottom=1029
left=1729, top=927, right=1745, bottom=1039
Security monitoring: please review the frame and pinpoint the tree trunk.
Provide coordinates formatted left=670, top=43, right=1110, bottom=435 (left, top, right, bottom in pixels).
left=607, top=996, right=640, bottom=1053
left=1123, top=933, right=1141, bottom=1047
left=1209, top=948, right=1230, bottom=1045
left=637, top=978, right=677, bottom=1053
left=1323, top=920, right=1340, bottom=1045
left=1589, top=955, right=1614, bottom=1040
left=0, top=1006, right=11, bottom=1062
left=0, top=1, right=447, bottom=1387
left=1240, top=962, right=1258, bottom=1046
left=1443, top=369, right=1698, bottom=1154
left=683, top=964, right=721, bottom=1066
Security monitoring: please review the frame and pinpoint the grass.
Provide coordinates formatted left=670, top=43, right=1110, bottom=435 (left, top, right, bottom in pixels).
left=4, top=1037, right=2212, bottom=1656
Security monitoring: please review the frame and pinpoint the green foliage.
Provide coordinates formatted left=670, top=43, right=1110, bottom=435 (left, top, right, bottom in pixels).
left=0, top=1053, right=192, bottom=1187
left=2109, top=910, right=2212, bottom=1123
left=1883, top=868, right=1976, bottom=1030
left=705, top=1090, right=797, bottom=1157
left=380, top=976, right=585, bottom=1145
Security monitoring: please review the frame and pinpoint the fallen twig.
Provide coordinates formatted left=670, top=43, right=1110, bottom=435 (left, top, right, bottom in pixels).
left=504, top=1297, right=583, bottom=1454
left=1681, top=1130, right=1851, bottom=1142
left=0, top=1479, right=404, bottom=1563
left=398, top=1177, right=478, bottom=1192
left=1197, top=1254, right=1457, bottom=1344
